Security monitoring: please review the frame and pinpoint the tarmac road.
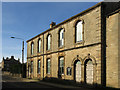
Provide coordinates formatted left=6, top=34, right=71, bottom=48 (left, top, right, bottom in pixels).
left=2, top=73, right=80, bottom=89
left=2, top=72, right=116, bottom=90
left=2, top=74, right=53, bottom=88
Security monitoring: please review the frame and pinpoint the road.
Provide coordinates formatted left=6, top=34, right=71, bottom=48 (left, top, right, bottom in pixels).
left=2, top=72, right=81, bottom=89
left=1, top=72, right=116, bottom=90
left=2, top=73, right=58, bottom=89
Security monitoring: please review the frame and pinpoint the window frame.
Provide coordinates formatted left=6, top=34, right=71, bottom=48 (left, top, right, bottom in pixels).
left=46, top=58, right=51, bottom=74
left=58, top=28, right=64, bottom=47
left=46, top=34, right=51, bottom=51
left=38, top=39, right=42, bottom=53
left=31, top=42, right=34, bottom=55
left=75, top=20, right=83, bottom=43
left=31, top=61, right=33, bottom=74
left=37, top=60, right=41, bottom=74
left=59, top=57, right=64, bottom=75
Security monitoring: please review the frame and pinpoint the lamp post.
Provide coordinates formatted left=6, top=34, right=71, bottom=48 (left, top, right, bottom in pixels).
left=11, top=37, right=24, bottom=77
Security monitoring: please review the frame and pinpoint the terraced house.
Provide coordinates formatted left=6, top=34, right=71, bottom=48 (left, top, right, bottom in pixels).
left=26, top=2, right=120, bottom=88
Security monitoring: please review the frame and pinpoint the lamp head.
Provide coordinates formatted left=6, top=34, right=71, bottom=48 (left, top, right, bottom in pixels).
left=11, top=37, right=15, bottom=38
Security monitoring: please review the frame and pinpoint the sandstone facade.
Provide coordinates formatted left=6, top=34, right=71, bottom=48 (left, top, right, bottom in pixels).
left=26, top=2, right=120, bottom=88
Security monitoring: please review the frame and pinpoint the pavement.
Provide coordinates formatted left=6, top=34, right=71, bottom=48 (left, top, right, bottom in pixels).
left=11, top=76, right=81, bottom=89
left=2, top=73, right=118, bottom=89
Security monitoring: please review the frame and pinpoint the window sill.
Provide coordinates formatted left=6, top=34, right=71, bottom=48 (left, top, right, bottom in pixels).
left=46, top=49, right=51, bottom=52
left=58, top=45, right=64, bottom=49
left=75, top=40, right=84, bottom=45
left=46, top=73, right=51, bottom=77
left=37, top=51, right=42, bottom=54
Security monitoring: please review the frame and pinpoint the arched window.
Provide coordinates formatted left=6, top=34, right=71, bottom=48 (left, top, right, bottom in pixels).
left=38, top=39, right=41, bottom=53
left=31, top=42, right=34, bottom=55
left=47, top=34, right=51, bottom=50
left=59, top=28, right=64, bottom=47
left=75, top=20, right=83, bottom=42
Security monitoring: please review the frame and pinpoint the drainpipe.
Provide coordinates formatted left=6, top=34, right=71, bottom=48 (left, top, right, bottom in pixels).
left=43, top=33, right=44, bottom=79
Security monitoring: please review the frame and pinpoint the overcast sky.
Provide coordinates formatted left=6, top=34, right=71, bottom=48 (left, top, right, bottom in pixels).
left=2, top=1, right=102, bottom=63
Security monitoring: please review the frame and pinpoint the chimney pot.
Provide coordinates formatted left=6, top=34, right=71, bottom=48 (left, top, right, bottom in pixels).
left=50, top=22, right=56, bottom=28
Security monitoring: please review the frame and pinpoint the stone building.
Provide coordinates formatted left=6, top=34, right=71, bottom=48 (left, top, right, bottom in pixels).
left=26, top=2, right=120, bottom=88
left=2, top=56, right=21, bottom=73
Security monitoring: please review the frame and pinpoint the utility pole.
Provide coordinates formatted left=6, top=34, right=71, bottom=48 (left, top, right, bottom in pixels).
left=22, top=41, right=24, bottom=64
left=11, top=37, right=24, bottom=78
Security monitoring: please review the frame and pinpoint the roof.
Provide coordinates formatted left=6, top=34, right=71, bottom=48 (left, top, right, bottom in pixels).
left=106, top=8, right=120, bottom=17
left=26, top=2, right=102, bottom=43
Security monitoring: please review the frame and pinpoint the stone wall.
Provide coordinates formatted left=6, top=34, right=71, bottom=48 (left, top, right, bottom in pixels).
left=26, top=4, right=102, bottom=85
left=106, top=12, right=119, bottom=88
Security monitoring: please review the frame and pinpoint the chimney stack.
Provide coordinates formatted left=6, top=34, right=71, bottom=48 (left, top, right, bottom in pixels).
left=50, top=22, right=56, bottom=28
left=11, top=56, right=14, bottom=59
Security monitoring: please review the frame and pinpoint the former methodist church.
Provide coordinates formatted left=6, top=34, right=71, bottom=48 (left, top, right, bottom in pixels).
left=26, top=2, right=120, bottom=88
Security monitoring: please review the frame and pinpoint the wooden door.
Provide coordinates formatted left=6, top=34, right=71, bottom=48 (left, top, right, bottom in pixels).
left=86, top=60, right=93, bottom=84
left=76, top=61, right=81, bottom=82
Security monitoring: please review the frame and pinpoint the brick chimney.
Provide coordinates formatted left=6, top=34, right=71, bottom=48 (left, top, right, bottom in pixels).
left=50, top=22, right=56, bottom=28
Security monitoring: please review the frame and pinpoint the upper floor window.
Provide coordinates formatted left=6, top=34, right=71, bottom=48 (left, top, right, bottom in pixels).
left=47, top=34, right=51, bottom=50
left=47, top=58, right=51, bottom=74
left=37, top=60, right=41, bottom=74
left=59, top=28, right=64, bottom=47
left=75, top=20, right=83, bottom=42
left=31, top=42, right=34, bottom=55
left=38, top=39, right=41, bottom=53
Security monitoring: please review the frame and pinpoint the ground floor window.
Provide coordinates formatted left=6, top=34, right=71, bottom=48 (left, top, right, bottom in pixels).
left=59, top=57, right=64, bottom=75
left=47, top=58, right=51, bottom=74
left=31, top=61, right=33, bottom=73
left=38, top=60, right=41, bottom=74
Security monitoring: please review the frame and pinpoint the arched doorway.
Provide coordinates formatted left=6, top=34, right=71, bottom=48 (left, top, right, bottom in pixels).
left=74, top=60, right=81, bottom=82
left=85, top=59, right=93, bottom=84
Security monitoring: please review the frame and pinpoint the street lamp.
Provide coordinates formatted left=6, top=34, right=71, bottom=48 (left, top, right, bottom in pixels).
left=11, top=37, right=24, bottom=64
left=11, top=36, right=24, bottom=77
